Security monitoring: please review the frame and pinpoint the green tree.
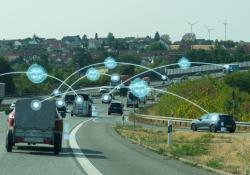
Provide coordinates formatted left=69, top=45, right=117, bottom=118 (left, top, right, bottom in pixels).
left=95, top=33, right=98, bottom=39
left=0, top=57, right=16, bottom=94
left=154, top=32, right=160, bottom=41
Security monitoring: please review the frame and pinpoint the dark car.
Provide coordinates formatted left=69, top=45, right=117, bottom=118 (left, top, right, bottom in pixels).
left=191, top=113, right=236, bottom=133
left=108, top=101, right=123, bottom=115
left=65, top=94, right=76, bottom=105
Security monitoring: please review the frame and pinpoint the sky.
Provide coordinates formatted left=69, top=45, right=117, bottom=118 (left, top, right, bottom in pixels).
left=0, top=0, right=249, bottom=41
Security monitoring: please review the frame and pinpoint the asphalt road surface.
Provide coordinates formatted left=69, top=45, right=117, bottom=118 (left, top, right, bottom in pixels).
left=0, top=97, right=216, bottom=175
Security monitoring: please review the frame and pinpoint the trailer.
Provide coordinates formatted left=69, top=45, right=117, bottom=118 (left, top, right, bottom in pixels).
left=0, top=83, right=5, bottom=104
left=5, top=99, right=63, bottom=155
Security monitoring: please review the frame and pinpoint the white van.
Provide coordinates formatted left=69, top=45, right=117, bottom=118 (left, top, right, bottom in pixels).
left=71, top=94, right=92, bottom=117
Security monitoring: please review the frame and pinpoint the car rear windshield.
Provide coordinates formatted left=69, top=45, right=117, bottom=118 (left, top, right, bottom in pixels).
left=219, top=115, right=233, bottom=120
left=111, top=103, right=122, bottom=107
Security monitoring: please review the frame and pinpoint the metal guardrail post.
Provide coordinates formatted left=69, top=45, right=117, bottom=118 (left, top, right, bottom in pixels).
left=168, top=119, right=173, bottom=145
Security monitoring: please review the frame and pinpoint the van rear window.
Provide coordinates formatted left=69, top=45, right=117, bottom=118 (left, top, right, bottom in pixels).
left=219, top=115, right=233, bottom=120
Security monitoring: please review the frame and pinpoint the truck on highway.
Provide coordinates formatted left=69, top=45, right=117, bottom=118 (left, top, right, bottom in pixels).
left=119, top=75, right=130, bottom=97
left=121, top=75, right=130, bottom=86
left=0, top=83, right=5, bottom=104
left=223, top=64, right=239, bottom=73
left=5, top=98, right=63, bottom=154
left=142, top=77, right=151, bottom=85
left=127, top=91, right=139, bottom=108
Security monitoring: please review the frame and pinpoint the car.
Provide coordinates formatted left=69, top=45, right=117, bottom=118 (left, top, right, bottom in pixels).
left=102, top=93, right=114, bottom=104
left=108, top=101, right=123, bottom=115
left=100, top=87, right=110, bottom=94
left=5, top=98, right=63, bottom=154
left=191, top=113, right=236, bottom=133
left=65, top=94, right=75, bottom=105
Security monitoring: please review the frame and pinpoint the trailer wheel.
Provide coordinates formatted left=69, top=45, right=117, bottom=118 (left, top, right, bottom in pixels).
left=6, top=130, right=13, bottom=152
left=54, top=133, right=61, bottom=155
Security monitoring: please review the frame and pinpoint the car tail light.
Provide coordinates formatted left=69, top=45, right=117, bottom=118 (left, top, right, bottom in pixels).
left=43, top=138, right=52, bottom=144
left=15, top=137, right=23, bottom=143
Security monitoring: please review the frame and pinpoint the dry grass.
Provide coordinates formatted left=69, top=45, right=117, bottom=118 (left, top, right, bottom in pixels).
left=116, top=126, right=250, bottom=175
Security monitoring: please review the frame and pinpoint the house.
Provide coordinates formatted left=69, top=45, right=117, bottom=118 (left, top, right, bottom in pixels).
left=191, top=45, right=215, bottom=50
left=62, top=36, right=83, bottom=48
left=88, top=39, right=103, bottom=49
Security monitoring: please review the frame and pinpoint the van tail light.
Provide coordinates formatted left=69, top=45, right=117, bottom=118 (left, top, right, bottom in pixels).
left=55, top=119, right=62, bottom=131
left=15, top=137, right=23, bottom=143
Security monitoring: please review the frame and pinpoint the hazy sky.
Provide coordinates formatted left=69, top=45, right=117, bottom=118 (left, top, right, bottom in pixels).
left=0, top=0, right=249, bottom=41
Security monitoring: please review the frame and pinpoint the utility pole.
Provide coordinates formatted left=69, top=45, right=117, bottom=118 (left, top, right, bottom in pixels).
left=222, top=22, right=228, bottom=41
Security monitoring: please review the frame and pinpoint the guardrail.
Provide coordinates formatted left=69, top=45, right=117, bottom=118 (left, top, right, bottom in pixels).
left=134, top=113, right=250, bottom=128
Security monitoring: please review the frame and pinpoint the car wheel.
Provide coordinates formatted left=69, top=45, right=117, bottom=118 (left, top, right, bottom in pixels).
left=6, top=129, right=13, bottom=152
left=210, top=125, right=217, bottom=133
left=191, top=124, right=197, bottom=131
left=108, top=112, right=111, bottom=115
left=228, top=127, right=236, bottom=133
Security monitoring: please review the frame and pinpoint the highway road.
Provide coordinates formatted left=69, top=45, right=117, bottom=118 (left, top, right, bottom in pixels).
left=0, top=97, right=216, bottom=175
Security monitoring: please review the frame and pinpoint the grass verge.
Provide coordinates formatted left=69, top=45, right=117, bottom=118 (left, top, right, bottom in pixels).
left=115, top=125, right=250, bottom=175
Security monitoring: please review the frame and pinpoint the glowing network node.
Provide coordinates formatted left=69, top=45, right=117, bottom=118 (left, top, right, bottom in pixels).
left=75, top=96, right=83, bottom=104
left=161, top=75, right=167, bottom=81
left=86, top=68, right=100, bottom=81
left=129, top=78, right=150, bottom=98
left=52, top=89, right=61, bottom=97
left=102, top=93, right=111, bottom=103
left=26, top=64, right=47, bottom=84
left=104, top=57, right=117, bottom=69
left=178, top=57, right=191, bottom=70
left=111, top=74, right=120, bottom=82
left=56, top=99, right=65, bottom=108
left=30, top=99, right=42, bottom=111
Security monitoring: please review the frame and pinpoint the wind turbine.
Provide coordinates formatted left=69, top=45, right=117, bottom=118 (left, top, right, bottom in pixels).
left=205, top=25, right=214, bottom=40
left=222, top=21, right=228, bottom=41
left=187, top=21, right=198, bottom=33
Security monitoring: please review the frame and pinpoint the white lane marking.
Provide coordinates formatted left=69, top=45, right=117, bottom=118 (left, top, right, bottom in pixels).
left=69, top=119, right=103, bottom=175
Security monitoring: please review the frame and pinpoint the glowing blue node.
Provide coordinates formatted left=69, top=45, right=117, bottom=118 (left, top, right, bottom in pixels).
left=104, top=57, right=117, bottom=69
left=56, top=99, right=65, bottom=108
left=26, top=64, right=47, bottom=84
left=52, top=89, right=61, bottom=97
left=30, top=99, right=42, bottom=111
left=102, top=93, right=111, bottom=103
left=161, top=75, right=167, bottom=80
left=86, top=68, right=100, bottom=81
left=111, top=74, right=120, bottom=82
left=75, top=96, right=83, bottom=105
left=129, top=78, right=150, bottom=98
left=178, top=57, right=191, bottom=70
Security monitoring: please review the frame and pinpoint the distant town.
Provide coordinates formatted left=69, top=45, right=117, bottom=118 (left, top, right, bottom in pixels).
left=1, top=32, right=250, bottom=67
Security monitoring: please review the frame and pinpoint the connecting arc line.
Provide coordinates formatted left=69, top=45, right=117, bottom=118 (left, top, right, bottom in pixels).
left=117, top=62, right=163, bottom=77
left=150, top=87, right=209, bottom=114
left=57, top=62, right=165, bottom=91
left=0, top=71, right=77, bottom=97
left=57, top=63, right=104, bottom=90
left=62, top=73, right=111, bottom=97
left=43, top=73, right=112, bottom=103
left=108, top=61, right=225, bottom=95
left=42, top=86, right=113, bottom=103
